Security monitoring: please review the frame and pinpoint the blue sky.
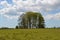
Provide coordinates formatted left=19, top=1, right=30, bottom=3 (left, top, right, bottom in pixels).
left=0, top=0, right=60, bottom=28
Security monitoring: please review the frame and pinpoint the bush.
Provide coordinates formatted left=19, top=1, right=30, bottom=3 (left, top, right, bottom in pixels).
left=16, top=26, right=19, bottom=29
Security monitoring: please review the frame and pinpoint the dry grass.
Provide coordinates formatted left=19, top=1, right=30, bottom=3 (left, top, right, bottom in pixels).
left=0, top=29, right=60, bottom=40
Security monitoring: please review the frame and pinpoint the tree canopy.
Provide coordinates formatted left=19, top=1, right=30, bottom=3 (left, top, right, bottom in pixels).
left=18, top=11, right=45, bottom=29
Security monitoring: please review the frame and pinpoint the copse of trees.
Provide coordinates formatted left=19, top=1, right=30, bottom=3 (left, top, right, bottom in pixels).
left=17, top=11, right=45, bottom=29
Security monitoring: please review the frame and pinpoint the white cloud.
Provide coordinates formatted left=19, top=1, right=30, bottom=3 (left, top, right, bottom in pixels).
left=0, top=0, right=60, bottom=20
left=0, top=7, right=21, bottom=19
left=44, top=14, right=53, bottom=20
left=44, top=12, right=60, bottom=20
left=39, top=0, right=60, bottom=12
left=53, top=13, right=60, bottom=19
left=40, top=0, right=57, bottom=5
left=0, top=1, right=12, bottom=8
left=3, top=14, right=19, bottom=19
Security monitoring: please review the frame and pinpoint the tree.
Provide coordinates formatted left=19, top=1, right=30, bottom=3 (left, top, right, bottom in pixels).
left=18, top=11, right=45, bottom=29
left=16, top=26, right=19, bottom=29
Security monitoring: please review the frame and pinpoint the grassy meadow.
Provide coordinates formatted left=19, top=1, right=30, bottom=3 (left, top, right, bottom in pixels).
left=0, top=29, right=60, bottom=40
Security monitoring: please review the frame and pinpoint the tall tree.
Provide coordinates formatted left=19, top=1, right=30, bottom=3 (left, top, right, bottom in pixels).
left=18, top=12, right=45, bottom=29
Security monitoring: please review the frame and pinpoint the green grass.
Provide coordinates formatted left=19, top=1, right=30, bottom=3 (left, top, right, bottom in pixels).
left=0, top=29, right=60, bottom=40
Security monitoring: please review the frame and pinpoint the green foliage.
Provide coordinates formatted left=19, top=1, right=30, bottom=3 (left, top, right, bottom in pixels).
left=0, top=29, right=60, bottom=40
left=18, top=11, right=45, bottom=29
left=16, top=26, right=19, bottom=29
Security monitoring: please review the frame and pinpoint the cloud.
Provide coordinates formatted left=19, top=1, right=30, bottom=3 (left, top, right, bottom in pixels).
left=38, top=0, right=60, bottom=12
left=0, top=0, right=60, bottom=20
left=44, top=12, right=60, bottom=20
left=3, top=14, right=19, bottom=19
left=12, top=0, right=60, bottom=12
left=0, top=7, right=23, bottom=19
left=0, top=1, right=12, bottom=8
left=53, top=13, right=60, bottom=19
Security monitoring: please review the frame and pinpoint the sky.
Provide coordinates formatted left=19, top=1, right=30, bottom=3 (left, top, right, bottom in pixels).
left=0, top=0, right=60, bottom=28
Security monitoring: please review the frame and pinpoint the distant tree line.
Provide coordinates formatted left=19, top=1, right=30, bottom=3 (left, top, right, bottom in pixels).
left=0, top=27, right=14, bottom=29
left=0, top=27, right=9, bottom=29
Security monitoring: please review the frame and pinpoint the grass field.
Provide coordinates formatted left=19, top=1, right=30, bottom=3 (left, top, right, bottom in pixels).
left=0, top=29, right=60, bottom=40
